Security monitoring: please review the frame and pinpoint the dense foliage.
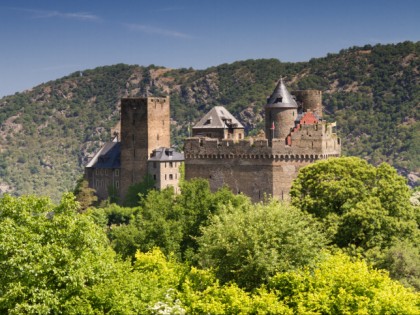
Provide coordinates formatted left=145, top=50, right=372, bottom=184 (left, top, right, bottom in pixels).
left=0, top=42, right=418, bottom=201
left=291, top=156, right=420, bottom=290
left=1, top=186, right=418, bottom=314
left=197, top=200, right=327, bottom=290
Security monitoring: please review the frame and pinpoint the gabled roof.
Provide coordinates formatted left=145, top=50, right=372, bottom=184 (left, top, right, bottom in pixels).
left=148, top=147, right=184, bottom=162
left=266, top=78, right=298, bottom=109
left=193, top=106, right=244, bottom=129
left=86, top=141, right=120, bottom=169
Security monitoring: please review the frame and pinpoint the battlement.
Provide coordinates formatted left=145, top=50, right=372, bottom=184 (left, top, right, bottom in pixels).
left=184, top=120, right=340, bottom=160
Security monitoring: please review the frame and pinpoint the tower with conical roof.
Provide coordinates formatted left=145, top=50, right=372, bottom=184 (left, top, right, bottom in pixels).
left=184, top=77, right=341, bottom=202
left=265, top=78, right=298, bottom=142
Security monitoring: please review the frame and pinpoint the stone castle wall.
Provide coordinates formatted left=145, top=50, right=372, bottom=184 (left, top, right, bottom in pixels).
left=184, top=120, right=340, bottom=201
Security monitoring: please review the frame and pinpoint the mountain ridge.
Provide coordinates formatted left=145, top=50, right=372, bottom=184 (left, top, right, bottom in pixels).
left=0, top=41, right=418, bottom=201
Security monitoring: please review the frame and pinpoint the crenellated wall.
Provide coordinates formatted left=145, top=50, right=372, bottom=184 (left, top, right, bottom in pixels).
left=184, top=120, right=340, bottom=201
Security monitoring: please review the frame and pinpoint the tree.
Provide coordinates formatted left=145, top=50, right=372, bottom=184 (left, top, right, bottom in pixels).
left=196, top=199, right=327, bottom=290
left=123, top=174, right=155, bottom=207
left=107, top=179, right=249, bottom=260
left=73, top=176, right=98, bottom=212
left=269, top=252, right=420, bottom=314
left=0, top=193, right=124, bottom=313
left=290, top=157, right=418, bottom=252
left=378, top=240, right=420, bottom=291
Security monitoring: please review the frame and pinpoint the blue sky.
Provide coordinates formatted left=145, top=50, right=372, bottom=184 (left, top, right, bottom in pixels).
left=0, top=0, right=419, bottom=98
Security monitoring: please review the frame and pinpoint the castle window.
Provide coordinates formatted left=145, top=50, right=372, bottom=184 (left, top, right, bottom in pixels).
left=169, top=162, right=173, bottom=167
left=115, top=169, right=120, bottom=177
left=115, top=181, right=119, bottom=189
left=169, top=174, right=173, bottom=180
left=153, top=175, right=156, bottom=180
left=157, top=134, right=159, bottom=141
left=95, top=169, right=99, bottom=175
left=165, top=174, right=167, bottom=180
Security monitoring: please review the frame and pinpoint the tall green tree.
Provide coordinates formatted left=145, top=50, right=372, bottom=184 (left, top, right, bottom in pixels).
left=73, top=176, right=98, bottom=212
left=0, top=194, right=123, bottom=313
left=106, top=179, right=249, bottom=260
left=196, top=199, right=327, bottom=290
left=290, top=157, right=418, bottom=252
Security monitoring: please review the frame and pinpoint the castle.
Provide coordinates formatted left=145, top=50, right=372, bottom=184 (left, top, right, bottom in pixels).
left=85, top=79, right=340, bottom=203
left=184, top=78, right=341, bottom=202
left=85, top=97, right=184, bottom=201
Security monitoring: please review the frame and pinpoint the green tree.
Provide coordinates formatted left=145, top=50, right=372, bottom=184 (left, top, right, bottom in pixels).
left=290, top=157, right=418, bottom=252
left=107, top=179, right=249, bottom=260
left=378, top=240, right=420, bottom=291
left=196, top=199, right=327, bottom=290
left=0, top=194, right=129, bottom=313
left=269, top=252, right=420, bottom=314
left=123, top=174, right=155, bottom=207
left=73, top=176, right=98, bottom=211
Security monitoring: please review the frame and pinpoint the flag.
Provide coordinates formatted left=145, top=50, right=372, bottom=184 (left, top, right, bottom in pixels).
left=271, top=121, right=275, bottom=130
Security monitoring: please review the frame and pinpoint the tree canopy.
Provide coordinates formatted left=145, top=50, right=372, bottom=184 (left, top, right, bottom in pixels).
left=290, top=157, right=418, bottom=252
left=196, top=199, right=327, bottom=290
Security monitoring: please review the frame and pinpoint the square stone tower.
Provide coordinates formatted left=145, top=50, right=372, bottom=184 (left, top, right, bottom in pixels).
left=120, top=97, right=170, bottom=198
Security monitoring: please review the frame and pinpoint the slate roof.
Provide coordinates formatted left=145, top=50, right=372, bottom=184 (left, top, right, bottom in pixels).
left=148, top=147, right=184, bottom=162
left=193, top=106, right=244, bottom=129
left=86, top=141, right=121, bottom=169
left=266, top=78, right=298, bottom=109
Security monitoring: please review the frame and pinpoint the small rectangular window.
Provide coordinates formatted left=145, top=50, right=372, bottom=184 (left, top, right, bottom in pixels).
left=115, top=169, right=120, bottom=177
left=169, top=162, right=173, bottom=168
left=169, top=174, right=173, bottom=180
left=115, top=181, right=119, bottom=189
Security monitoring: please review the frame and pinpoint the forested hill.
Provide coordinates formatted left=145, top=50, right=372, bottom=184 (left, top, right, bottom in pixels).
left=0, top=41, right=418, bottom=201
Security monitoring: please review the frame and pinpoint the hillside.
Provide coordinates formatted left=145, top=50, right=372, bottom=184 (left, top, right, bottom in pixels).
left=0, top=41, right=418, bottom=201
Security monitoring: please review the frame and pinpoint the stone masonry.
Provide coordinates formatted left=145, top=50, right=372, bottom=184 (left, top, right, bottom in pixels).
left=184, top=79, right=341, bottom=202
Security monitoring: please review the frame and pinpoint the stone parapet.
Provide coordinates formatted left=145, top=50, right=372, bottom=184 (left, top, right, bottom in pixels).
left=184, top=120, right=341, bottom=161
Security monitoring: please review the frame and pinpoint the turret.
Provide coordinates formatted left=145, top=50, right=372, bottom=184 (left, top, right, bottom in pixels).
left=291, top=90, right=323, bottom=118
left=265, top=78, right=298, bottom=143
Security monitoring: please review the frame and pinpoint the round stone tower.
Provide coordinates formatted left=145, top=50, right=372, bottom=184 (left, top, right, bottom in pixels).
left=265, top=78, right=298, bottom=142
left=291, top=90, right=322, bottom=118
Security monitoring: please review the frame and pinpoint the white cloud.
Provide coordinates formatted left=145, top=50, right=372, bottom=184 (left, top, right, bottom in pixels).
left=14, top=8, right=100, bottom=21
left=125, top=23, right=192, bottom=39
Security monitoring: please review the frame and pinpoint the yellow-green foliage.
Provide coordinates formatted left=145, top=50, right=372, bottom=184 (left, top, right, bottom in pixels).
left=270, top=252, right=420, bottom=314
